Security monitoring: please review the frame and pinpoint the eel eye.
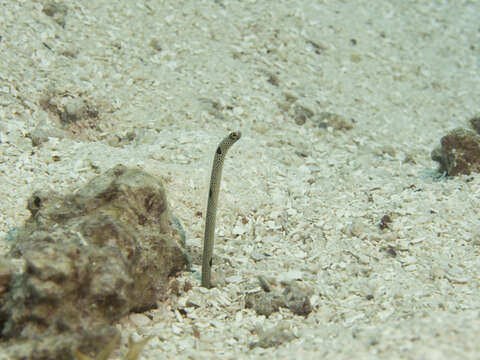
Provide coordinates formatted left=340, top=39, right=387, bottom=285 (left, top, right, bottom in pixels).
left=230, top=132, right=240, bottom=140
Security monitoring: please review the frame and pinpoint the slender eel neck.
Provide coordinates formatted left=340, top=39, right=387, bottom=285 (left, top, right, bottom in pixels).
left=201, top=131, right=241, bottom=288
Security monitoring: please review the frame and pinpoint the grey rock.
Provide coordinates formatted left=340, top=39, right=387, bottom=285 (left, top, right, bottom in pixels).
left=251, top=322, right=296, bottom=349
left=431, top=127, right=480, bottom=176
left=283, top=283, right=313, bottom=317
left=469, top=114, right=480, bottom=134
left=0, top=165, right=188, bottom=359
left=245, top=291, right=286, bottom=317
left=245, top=279, right=312, bottom=317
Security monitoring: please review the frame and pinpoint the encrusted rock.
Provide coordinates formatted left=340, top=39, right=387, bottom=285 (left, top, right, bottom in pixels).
left=431, top=127, right=480, bottom=176
left=27, top=121, right=67, bottom=147
left=0, top=259, right=14, bottom=297
left=292, top=104, right=314, bottom=125
left=283, top=283, right=312, bottom=317
left=469, top=114, right=480, bottom=134
left=61, top=98, right=87, bottom=123
left=316, top=112, right=353, bottom=131
left=245, top=291, right=286, bottom=317
left=250, top=322, right=296, bottom=349
left=0, top=165, right=188, bottom=359
left=42, top=1, right=68, bottom=28
left=245, top=279, right=312, bottom=317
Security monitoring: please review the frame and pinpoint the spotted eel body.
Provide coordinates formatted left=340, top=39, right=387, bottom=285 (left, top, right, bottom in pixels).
left=201, top=131, right=241, bottom=288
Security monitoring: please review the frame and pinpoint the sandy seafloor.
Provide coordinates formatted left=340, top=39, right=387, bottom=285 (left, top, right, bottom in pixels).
left=1, top=0, right=480, bottom=359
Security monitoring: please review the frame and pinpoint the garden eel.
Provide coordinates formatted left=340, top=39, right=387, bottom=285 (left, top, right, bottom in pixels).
left=201, top=131, right=241, bottom=288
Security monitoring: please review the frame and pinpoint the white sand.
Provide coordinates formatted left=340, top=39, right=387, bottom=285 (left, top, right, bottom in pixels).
left=1, top=0, right=479, bottom=359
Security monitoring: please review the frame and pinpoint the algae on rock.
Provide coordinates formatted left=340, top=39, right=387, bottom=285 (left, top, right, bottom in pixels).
left=431, top=127, right=480, bottom=176
left=0, top=165, right=188, bottom=360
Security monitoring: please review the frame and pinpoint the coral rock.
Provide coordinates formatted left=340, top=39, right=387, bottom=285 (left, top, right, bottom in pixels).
left=0, top=165, right=188, bottom=359
left=431, top=127, right=480, bottom=176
